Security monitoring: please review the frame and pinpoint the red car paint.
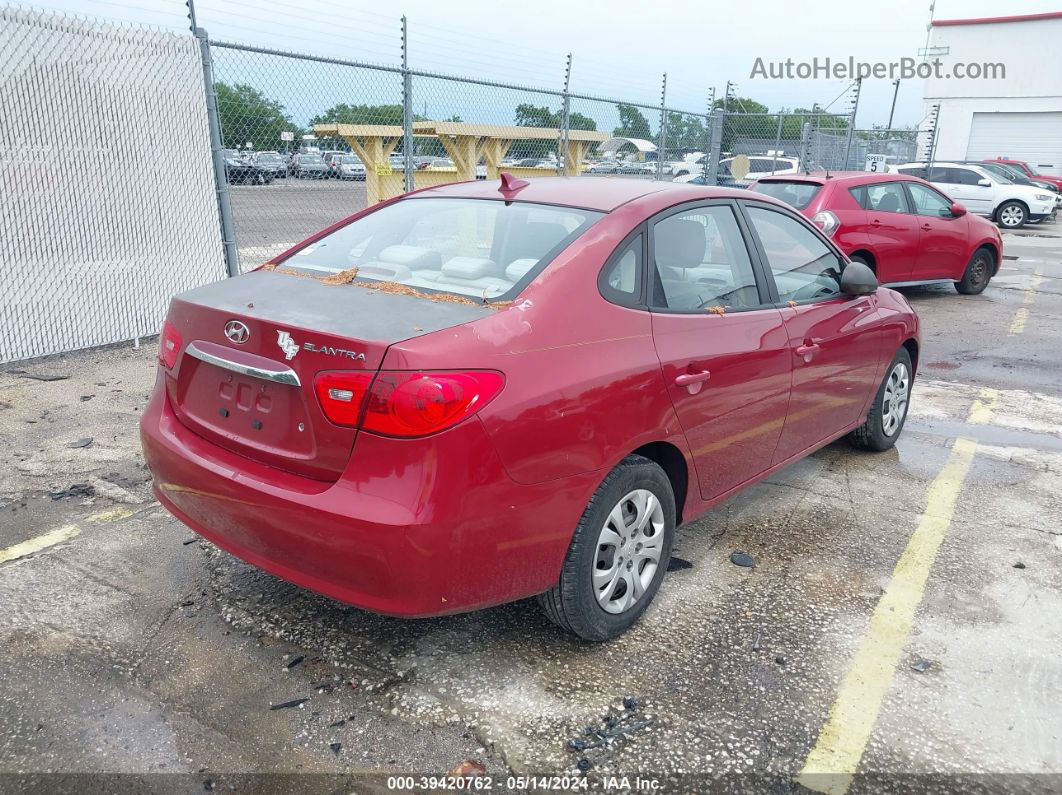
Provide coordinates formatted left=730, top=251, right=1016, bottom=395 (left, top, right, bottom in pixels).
left=140, top=177, right=920, bottom=618
left=749, top=172, right=1002, bottom=286
left=983, top=159, right=1062, bottom=192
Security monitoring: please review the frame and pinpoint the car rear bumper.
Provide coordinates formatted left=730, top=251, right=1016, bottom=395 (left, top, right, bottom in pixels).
left=140, top=376, right=599, bottom=617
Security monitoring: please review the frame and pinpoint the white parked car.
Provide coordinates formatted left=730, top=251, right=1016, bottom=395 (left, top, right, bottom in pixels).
left=337, top=154, right=366, bottom=181
left=891, top=162, right=1055, bottom=229
left=673, top=155, right=800, bottom=185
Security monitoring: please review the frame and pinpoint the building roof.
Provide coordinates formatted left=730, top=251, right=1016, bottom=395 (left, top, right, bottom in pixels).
left=932, top=11, right=1062, bottom=27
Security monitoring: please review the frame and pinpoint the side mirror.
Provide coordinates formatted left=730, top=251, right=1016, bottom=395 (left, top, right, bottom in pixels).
left=841, top=261, right=878, bottom=296
left=950, top=202, right=967, bottom=217
left=977, top=178, right=992, bottom=187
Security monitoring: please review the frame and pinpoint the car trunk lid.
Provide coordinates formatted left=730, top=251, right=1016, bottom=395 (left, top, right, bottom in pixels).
left=165, top=270, right=494, bottom=480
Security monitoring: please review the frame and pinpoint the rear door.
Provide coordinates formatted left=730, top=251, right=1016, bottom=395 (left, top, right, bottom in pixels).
left=647, top=201, right=792, bottom=500
left=850, top=180, right=921, bottom=283
left=739, top=201, right=886, bottom=464
left=904, top=182, right=971, bottom=281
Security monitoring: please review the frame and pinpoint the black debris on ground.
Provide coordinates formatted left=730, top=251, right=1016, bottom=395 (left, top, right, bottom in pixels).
left=285, top=655, right=305, bottom=670
left=911, top=659, right=934, bottom=674
left=67, top=438, right=93, bottom=449
left=13, top=371, right=70, bottom=382
left=48, top=484, right=95, bottom=500
left=730, top=551, right=756, bottom=568
left=1013, top=562, right=1027, bottom=569
left=269, top=698, right=308, bottom=711
left=667, top=556, right=693, bottom=571
left=182, top=538, right=198, bottom=546
left=329, top=742, right=341, bottom=754
left=565, top=697, right=653, bottom=770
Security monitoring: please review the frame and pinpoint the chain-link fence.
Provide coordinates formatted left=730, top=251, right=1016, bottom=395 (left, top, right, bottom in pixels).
left=2, top=3, right=932, bottom=362
left=0, top=5, right=226, bottom=363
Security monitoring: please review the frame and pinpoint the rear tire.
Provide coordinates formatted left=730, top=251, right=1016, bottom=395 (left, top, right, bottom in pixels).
left=539, top=455, right=675, bottom=641
left=955, top=248, right=993, bottom=295
left=996, top=200, right=1027, bottom=229
left=848, top=348, right=913, bottom=452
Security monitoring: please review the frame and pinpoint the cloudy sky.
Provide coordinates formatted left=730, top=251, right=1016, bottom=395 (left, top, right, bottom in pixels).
left=42, top=0, right=1062, bottom=126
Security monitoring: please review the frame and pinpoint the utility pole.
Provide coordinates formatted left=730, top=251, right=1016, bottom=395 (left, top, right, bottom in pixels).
left=723, top=80, right=734, bottom=113
left=701, top=86, right=716, bottom=182
left=887, top=79, right=900, bottom=130
left=842, top=77, right=862, bottom=169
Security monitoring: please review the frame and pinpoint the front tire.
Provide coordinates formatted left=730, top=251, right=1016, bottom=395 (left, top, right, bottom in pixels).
left=996, top=200, right=1027, bottom=229
left=955, top=248, right=993, bottom=295
left=539, top=455, right=675, bottom=641
left=849, top=348, right=913, bottom=452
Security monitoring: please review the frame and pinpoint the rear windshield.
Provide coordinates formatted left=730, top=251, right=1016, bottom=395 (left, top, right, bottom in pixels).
left=750, top=180, right=822, bottom=209
left=279, top=198, right=604, bottom=300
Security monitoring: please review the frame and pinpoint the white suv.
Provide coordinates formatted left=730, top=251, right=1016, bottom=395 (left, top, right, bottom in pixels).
left=674, top=155, right=800, bottom=185
left=891, top=161, right=1055, bottom=229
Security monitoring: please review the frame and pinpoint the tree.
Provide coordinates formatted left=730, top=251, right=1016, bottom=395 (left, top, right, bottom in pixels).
left=613, top=104, right=652, bottom=140
left=510, top=104, right=597, bottom=158
left=664, top=112, right=707, bottom=155
left=713, top=96, right=769, bottom=114
left=310, top=103, right=405, bottom=127
left=214, top=83, right=298, bottom=151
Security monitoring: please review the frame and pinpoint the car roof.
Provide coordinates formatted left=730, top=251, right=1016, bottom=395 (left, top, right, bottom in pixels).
left=410, top=176, right=719, bottom=211
left=753, top=171, right=924, bottom=187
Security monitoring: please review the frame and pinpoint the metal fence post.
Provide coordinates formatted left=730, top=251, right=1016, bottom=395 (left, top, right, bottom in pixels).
left=798, top=121, right=812, bottom=172
left=700, top=87, right=715, bottom=182
left=559, top=53, right=572, bottom=174
left=924, top=102, right=940, bottom=168
left=842, top=77, right=861, bottom=170
left=655, top=73, right=667, bottom=180
left=194, top=26, right=239, bottom=277
left=705, top=110, right=723, bottom=186
left=401, top=16, right=414, bottom=193
left=770, top=112, right=783, bottom=173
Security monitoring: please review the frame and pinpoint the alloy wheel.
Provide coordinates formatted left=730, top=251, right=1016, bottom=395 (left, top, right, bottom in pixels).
left=593, top=489, right=665, bottom=614
left=881, top=362, right=910, bottom=437
left=999, top=205, right=1024, bottom=227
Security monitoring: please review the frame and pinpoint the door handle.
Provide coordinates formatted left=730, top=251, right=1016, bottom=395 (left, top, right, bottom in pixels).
left=871, top=218, right=882, bottom=225
left=795, top=343, right=821, bottom=360
left=921, top=223, right=932, bottom=231
left=675, top=370, right=711, bottom=387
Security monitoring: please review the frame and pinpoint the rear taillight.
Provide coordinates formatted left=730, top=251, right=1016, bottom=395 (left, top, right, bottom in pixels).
left=159, top=321, right=182, bottom=369
left=314, top=370, right=504, bottom=437
left=313, top=372, right=373, bottom=426
left=811, top=210, right=840, bottom=236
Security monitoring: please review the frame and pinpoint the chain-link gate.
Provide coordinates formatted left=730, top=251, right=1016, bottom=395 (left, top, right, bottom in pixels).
left=0, top=5, right=226, bottom=363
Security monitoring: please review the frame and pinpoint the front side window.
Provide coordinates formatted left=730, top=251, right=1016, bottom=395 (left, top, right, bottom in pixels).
left=745, top=205, right=842, bottom=303
left=906, top=183, right=954, bottom=217
left=278, top=198, right=602, bottom=300
left=952, top=168, right=985, bottom=186
left=865, top=182, right=910, bottom=213
left=650, top=205, right=760, bottom=312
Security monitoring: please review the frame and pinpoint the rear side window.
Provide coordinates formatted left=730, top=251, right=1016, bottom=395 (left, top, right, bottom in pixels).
left=897, top=167, right=927, bottom=179
left=599, top=233, right=644, bottom=307
left=279, top=198, right=603, bottom=300
left=750, top=180, right=822, bottom=209
left=650, top=206, right=760, bottom=311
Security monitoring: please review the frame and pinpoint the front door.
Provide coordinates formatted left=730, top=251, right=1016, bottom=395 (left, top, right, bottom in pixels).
left=740, top=202, right=886, bottom=464
left=647, top=202, right=793, bottom=501
left=905, top=182, right=971, bottom=281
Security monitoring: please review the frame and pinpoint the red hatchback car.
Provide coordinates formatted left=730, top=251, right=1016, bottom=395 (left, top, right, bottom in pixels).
left=141, top=176, right=919, bottom=640
left=750, top=172, right=1002, bottom=294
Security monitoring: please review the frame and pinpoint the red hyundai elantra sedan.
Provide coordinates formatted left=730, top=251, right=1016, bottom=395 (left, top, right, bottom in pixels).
left=749, top=172, right=1002, bottom=294
left=141, top=176, right=919, bottom=641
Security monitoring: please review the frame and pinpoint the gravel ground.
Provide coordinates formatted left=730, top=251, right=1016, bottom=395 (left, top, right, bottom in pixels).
left=1, top=227, right=1060, bottom=793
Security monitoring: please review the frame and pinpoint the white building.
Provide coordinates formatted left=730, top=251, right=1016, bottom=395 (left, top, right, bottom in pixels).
left=923, top=11, right=1062, bottom=175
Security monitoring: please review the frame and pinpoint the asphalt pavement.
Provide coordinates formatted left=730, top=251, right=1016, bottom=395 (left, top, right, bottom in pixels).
left=1, top=225, right=1060, bottom=793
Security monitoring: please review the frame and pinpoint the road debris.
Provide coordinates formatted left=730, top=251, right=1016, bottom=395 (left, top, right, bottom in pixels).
left=1013, top=562, right=1027, bottom=569
left=730, top=551, right=756, bottom=568
left=67, top=438, right=93, bottom=449
left=565, top=697, right=653, bottom=768
left=667, top=556, right=692, bottom=571
left=269, top=698, right=308, bottom=711
left=447, top=760, right=487, bottom=777
left=182, top=538, right=198, bottom=546
left=329, top=742, right=342, bottom=754
left=911, top=659, right=934, bottom=674
left=285, top=655, right=305, bottom=670
left=48, top=483, right=95, bottom=500
left=13, top=371, right=70, bottom=382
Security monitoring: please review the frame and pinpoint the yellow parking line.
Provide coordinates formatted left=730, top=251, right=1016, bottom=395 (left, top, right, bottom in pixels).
left=0, top=525, right=80, bottom=565
left=87, top=507, right=133, bottom=524
left=797, top=393, right=994, bottom=794
left=1008, top=308, right=1028, bottom=335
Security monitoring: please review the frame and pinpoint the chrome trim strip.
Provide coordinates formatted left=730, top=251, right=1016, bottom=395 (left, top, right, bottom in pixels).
left=185, top=342, right=301, bottom=387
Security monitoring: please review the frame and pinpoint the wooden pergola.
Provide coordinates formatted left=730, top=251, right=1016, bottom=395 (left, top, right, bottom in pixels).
left=313, top=121, right=609, bottom=204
